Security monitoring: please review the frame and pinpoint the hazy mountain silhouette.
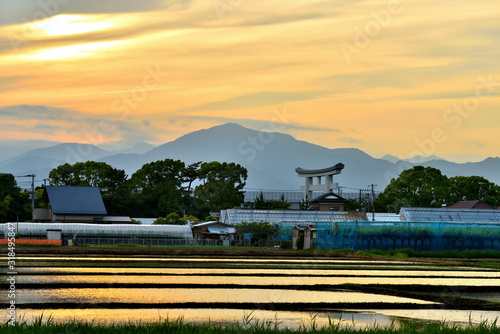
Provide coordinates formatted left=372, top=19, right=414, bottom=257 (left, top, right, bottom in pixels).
left=381, top=154, right=445, bottom=164
left=381, top=154, right=401, bottom=163
left=0, top=143, right=110, bottom=180
left=1, top=123, right=499, bottom=191
left=0, top=139, right=60, bottom=160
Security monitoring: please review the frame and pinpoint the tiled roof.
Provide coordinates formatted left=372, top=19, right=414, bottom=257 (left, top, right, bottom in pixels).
left=310, top=192, right=349, bottom=203
left=447, top=201, right=496, bottom=209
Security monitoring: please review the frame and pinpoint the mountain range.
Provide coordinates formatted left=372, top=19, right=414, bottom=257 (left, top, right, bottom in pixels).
left=1, top=123, right=499, bottom=192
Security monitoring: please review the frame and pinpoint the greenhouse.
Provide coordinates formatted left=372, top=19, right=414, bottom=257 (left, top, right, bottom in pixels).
left=1, top=223, right=193, bottom=239
left=220, top=209, right=366, bottom=225
left=274, top=221, right=500, bottom=251
left=400, top=207, right=500, bottom=222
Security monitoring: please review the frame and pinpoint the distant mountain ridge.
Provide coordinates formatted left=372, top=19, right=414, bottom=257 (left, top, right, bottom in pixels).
left=381, top=154, right=445, bottom=164
left=1, top=123, right=499, bottom=191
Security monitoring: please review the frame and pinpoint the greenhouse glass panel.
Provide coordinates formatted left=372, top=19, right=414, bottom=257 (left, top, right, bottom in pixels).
left=3, top=223, right=193, bottom=239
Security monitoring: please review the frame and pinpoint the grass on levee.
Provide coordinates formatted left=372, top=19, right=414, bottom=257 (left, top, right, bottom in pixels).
left=9, top=243, right=500, bottom=261
left=3, top=314, right=500, bottom=334
left=354, top=248, right=500, bottom=259
left=71, top=244, right=500, bottom=258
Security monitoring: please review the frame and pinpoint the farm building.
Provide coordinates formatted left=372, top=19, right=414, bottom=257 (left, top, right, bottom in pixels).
left=192, top=221, right=236, bottom=245
left=33, top=186, right=131, bottom=224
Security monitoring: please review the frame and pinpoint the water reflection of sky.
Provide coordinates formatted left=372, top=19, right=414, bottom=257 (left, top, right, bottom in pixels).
left=9, top=288, right=437, bottom=305
left=365, top=309, right=500, bottom=326
left=12, top=267, right=500, bottom=277
left=14, top=274, right=500, bottom=286
left=5, top=257, right=500, bottom=329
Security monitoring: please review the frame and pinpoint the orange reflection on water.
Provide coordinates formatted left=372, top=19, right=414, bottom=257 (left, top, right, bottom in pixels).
left=11, top=288, right=437, bottom=305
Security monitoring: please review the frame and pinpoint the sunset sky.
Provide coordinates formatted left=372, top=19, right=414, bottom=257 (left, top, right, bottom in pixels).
left=0, top=0, right=499, bottom=162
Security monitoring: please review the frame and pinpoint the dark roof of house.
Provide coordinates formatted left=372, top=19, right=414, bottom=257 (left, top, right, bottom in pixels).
left=447, top=201, right=496, bottom=210
left=310, top=192, right=350, bottom=204
left=44, top=186, right=107, bottom=215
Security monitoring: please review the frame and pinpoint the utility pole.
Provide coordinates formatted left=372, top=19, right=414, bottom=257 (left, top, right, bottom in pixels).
left=29, top=174, right=36, bottom=213
left=17, top=174, right=36, bottom=213
left=369, top=184, right=377, bottom=221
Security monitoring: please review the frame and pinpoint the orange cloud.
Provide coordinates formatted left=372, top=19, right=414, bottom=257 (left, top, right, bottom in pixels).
left=0, top=0, right=499, bottom=162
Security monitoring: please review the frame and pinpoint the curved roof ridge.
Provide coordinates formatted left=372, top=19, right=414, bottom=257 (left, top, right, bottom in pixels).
left=295, top=163, right=344, bottom=175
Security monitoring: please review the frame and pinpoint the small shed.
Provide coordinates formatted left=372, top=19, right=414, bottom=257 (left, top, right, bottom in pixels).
left=192, top=221, right=236, bottom=241
left=292, top=224, right=316, bottom=249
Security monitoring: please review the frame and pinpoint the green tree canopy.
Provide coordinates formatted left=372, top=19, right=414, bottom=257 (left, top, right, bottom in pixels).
left=182, top=161, right=201, bottom=193
left=181, top=215, right=199, bottom=225
left=245, top=192, right=291, bottom=210
left=49, top=161, right=127, bottom=189
left=153, top=212, right=185, bottom=225
left=375, top=166, right=500, bottom=212
left=129, top=159, right=186, bottom=217
left=235, top=220, right=278, bottom=241
left=0, top=173, right=30, bottom=222
left=194, top=161, right=247, bottom=212
left=376, top=166, right=449, bottom=211
left=448, top=176, right=500, bottom=207
left=299, top=194, right=312, bottom=210
left=49, top=161, right=128, bottom=215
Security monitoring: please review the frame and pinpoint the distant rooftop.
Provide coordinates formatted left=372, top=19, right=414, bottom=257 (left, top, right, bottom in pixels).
left=446, top=200, right=496, bottom=210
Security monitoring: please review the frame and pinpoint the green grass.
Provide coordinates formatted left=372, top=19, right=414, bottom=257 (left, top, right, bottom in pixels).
left=3, top=314, right=500, bottom=334
left=80, top=244, right=275, bottom=250
left=355, top=248, right=500, bottom=259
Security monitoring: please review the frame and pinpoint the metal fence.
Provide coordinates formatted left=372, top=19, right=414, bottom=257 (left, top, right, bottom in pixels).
left=75, top=238, right=219, bottom=246
left=273, top=221, right=500, bottom=251
left=316, top=221, right=500, bottom=251
left=73, top=237, right=293, bottom=249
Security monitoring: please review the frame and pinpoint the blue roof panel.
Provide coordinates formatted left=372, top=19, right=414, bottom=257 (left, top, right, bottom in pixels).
left=46, top=186, right=107, bottom=215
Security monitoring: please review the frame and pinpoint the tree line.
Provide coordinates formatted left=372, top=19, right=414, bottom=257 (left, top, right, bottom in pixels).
left=0, top=159, right=248, bottom=223
left=1, top=164, right=499, bottom=223
left=49, top=160, right=248, bottom=219
left=375, top=166, right=500, bottom=212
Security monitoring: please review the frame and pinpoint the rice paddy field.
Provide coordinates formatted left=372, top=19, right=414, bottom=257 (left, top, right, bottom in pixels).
left=2, top=246, right=500, bottom=333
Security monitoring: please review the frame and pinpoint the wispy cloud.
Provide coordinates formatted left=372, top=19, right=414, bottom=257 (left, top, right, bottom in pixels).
left=175, top=91, right=328, bottom=113
left=464, top=141, right=485, bottom=148
left=0, top=0, right=175, bottom=26
left=0, top=105, right=159, bottom=144
left=338, top=137, right=363, bottom=144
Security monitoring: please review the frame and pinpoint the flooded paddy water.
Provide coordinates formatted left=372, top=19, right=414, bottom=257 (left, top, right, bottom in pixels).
left=2, top=255, right=500, bottom=329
